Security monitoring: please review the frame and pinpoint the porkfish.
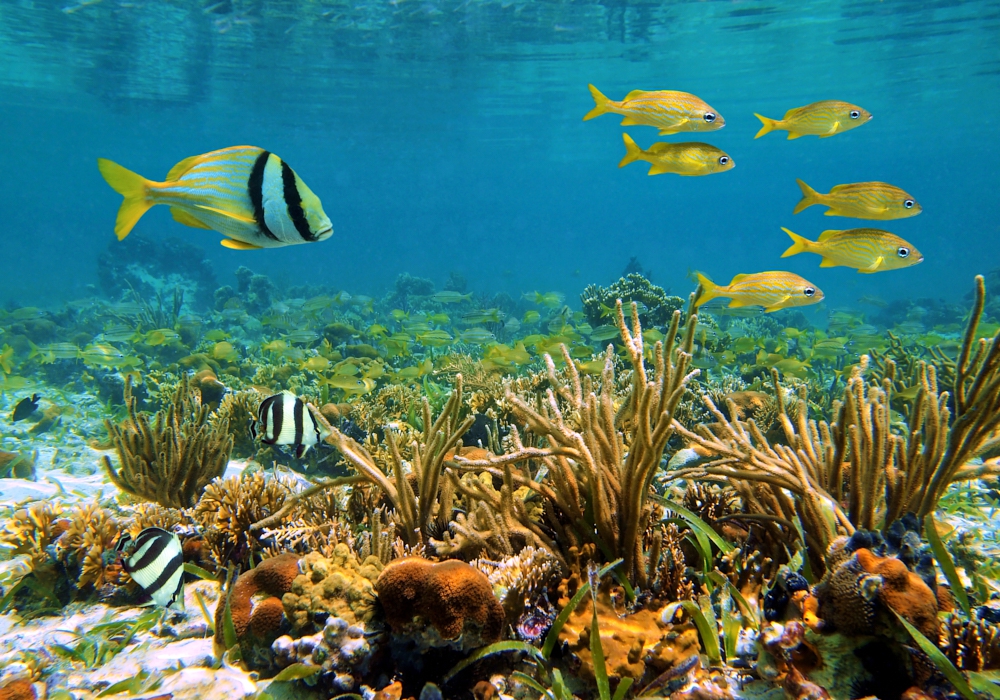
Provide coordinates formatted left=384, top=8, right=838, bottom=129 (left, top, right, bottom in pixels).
left=754, top=101, right=872, bottom=140
left=619, top=134, right=733, bottom=176
left=695, top=271, right=823, bottom=313
left=97, top=146, right=333, bottom=250
left=584, top=84, right=724, bottom=135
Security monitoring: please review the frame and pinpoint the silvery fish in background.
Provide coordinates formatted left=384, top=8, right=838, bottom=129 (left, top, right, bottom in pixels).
left=97, top=145, right=333, bottom=250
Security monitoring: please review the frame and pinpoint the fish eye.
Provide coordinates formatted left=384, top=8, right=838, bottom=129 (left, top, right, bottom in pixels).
left=704, top=112, right=716, bottom=123
left=904, top=199, right=915, bottom=209
left=719, top=155, right=729, bottom=165
left=804, top=287, right=816, bottom=297
left=897, top=246, right=910, bottom=258
left=850, top=110, right=860, bottom=119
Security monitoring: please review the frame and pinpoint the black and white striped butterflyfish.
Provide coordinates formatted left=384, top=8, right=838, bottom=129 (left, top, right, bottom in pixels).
left=251, top=390, right=329, bottom=459
left=116, top=527, right=185, bottom=609
left=97, top=146, right=334, bottom=251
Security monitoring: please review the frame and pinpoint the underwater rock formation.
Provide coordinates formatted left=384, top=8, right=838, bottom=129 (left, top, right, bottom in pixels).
left=374, top=557, right=504, bottom=651
left=103, top=374, right=233, bottom=508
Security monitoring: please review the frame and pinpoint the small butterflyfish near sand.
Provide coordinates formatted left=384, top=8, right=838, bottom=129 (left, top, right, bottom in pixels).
left=116, top=527, right=185, bottom=608
left=754, top=101, right=872, bottom=139
left=695, top=271, right=824, bottom=313
left=793, top=179, right=921, bottom=220
left=619, top=134, right=733, bottom=176
left=584, top=85, right=725, bottom=135
left=251, top=390, right=329, bottom=459
left=781, top=227, right=923, bottom=273
left=98, top=146, right=333, bottom=250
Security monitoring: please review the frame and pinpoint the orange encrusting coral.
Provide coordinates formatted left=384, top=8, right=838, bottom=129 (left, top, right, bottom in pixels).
left=214, top=552, right=301, bottom=654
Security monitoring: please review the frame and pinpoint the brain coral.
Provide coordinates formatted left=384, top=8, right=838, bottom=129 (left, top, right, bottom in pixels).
left=282, top=543, right=381, bottom=631
left=375, top=557, right=504, bottom=651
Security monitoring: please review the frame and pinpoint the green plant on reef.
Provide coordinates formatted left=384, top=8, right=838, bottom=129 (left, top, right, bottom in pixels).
left=103, top=373, right=234, bottom=508
left=673, top=275, right=1000, bottom=573
left=52, top=609, right=162, bottom=668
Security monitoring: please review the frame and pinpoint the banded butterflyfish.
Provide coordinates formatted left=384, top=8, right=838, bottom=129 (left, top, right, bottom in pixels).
left=97, top=146, right=333, bottom=250
left=116, top=527, right=185, bottom=609
left=251, top=390, right=329, bottom=459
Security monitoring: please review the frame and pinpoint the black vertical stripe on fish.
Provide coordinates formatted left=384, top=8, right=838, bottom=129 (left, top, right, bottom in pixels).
left=268, top=395, right=284, bottom=444
left=293, top=396, right=305, bottom=450
left=248, top=150, right=279, bottom=241
left=128, top=531, right=172, bottom=573
left=281, top=160, right=316, bottom=242
left=144, top=555, right=184, bottom=604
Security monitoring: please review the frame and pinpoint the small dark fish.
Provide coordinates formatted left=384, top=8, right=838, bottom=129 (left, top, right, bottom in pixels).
left=11, top=394, right=40, bottom=422
left=251, top=390, right=328, bottom=459
left=116, top=527, right=184, bottom=608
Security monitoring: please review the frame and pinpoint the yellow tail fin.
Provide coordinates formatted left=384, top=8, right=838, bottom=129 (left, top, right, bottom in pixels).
left=793, top=179, right=822, bottom=214
left=97, top=158, right=154, bottom=240
left=618, top=133, right=642, bottom=168
left=694, top=273, right=719, bottom=307
left=753, top=113, right=779, bottom=139
left=780, top=227, right=812, bottom=258
left=583, top=84, right=611, bottom=121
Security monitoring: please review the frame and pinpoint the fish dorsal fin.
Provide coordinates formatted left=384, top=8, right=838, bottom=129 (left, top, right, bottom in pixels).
left=194, top=203, right=257, bottom=224
left=729, top=273, right=750, bottom=283
left=170, top=207, right=211, bottom=230
left=624, top=89, right=648, bottom=100
left=817, top=230, right=842, bottom=242
left=166, top=155, right=201, bottom=181
left=782, top=106, right=803, bottom=120
left=221, top=238, right=263, bottom=250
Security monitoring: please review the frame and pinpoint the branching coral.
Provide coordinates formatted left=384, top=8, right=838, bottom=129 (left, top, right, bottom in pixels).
left=56, top=502, right=122, bottom=591
left=103, top=374, right=233, bottom=508
left=450, top=299, right=699, bottom=587
left=0, top=502, right=65, bottom=572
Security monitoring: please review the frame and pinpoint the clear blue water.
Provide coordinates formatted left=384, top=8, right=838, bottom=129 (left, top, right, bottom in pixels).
left=1, top=0, right=998, bottom=312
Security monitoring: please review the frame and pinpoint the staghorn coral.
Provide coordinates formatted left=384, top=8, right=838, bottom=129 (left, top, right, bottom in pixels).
left=103, top=374, right=233, bottom=508
left=0, top=502, right=65, bottom=572
left=939, top=614, right=1000, bottom=671
left=193, top=471, right=293, bottom=568
left=581, top=273, right=683, bottom=328
left=215, top=552, right=301, bottom=669
left=375, top=556, right=504, bottom=651
left=282, top=544, right=381, bottom=631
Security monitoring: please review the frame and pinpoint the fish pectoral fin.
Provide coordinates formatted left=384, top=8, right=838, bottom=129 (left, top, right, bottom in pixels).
left=193, top=203, right=257, bottom=224
left=221, top=238, right=263, bottom=250
left=786, top=131, right=804, bottom=140
left=820, top=122, right=840, bottom=137
left=763, top=295, right=792, bottom=313
left=170, top=207, right=212, bottom=230
left=858, top=256, right=884, bottom=273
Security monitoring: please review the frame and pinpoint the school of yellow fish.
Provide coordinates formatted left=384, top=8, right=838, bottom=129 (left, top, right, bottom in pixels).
left=583, top=86, right=925, bottom=313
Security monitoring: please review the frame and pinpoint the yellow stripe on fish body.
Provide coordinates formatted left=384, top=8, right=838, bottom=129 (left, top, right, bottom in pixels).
left=584, top=84, right=724, bottom=135
left=781, top=227, right=923, bottom=274
left=619, top=134, right=733, bottom=176
left=97, top=146, right=333, bottom=250
left=695, top=271, right=823, bottom=313
left=793, top=179, right=921, bottom=220
left=754, top=101, right=872, bottom=139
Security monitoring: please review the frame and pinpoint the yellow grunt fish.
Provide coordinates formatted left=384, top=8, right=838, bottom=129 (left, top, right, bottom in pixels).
left=793, top=179, right=922, bottom=220
left=781, top=227, right=923, bottom=273
left=695, top=271, right=823, bottom=313
left=618, top=134, right=733, bottom=176
left=584, top=84, right=724, bottom=135
left=754, top=101, right=872, bottom=140
left=98, top=146, right=333, bottom=250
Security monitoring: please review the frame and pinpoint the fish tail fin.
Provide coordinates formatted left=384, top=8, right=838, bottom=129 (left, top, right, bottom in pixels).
left=780, top=227, right=812, bottom=258
left=618, top=133, right=642, bottom=168
left=97, top=158, right=155, bottom=241
left=753, top=113, right=778, bottom=139
left=584, top=84, right=611, bottom=121
left=694, top=273, right=719, bottom=307
left=793, top=179, right=821, bottom=214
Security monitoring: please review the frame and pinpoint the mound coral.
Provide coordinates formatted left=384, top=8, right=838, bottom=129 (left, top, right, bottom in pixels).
left=104, top=374, right=233, bottom=508
left=282, top=544, right=381, bottom=631
left=215, top=552, right=301, bottom=668
left=375, top=556, right=504, bottom=651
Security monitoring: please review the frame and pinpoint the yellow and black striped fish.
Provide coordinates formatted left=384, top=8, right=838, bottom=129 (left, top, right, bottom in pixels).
left=781, top=227, right=923, bottom=273
left=754, top=101, right=872, bottom=140
left=793, top=179, right=922, bottom=220
left=584, top=85, right=724, bottom=135
left=98, top=146, right=333, bottom=250
left=116, top=527, right=184, bottom=608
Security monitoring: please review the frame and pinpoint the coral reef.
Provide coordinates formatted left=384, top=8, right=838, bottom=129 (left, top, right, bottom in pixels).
left=103, top=374, right=233, bottom=508
left=580, top=273, right=684, bottom=328
left=272, top=615, right=374, bottom=692
left=282, top=545, right=381, bottom=630
left=375, top=556, right=504, bottom=651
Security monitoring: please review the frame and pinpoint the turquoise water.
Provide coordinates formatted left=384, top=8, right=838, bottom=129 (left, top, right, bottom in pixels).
left=1, top=0, right=998, bottom=310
